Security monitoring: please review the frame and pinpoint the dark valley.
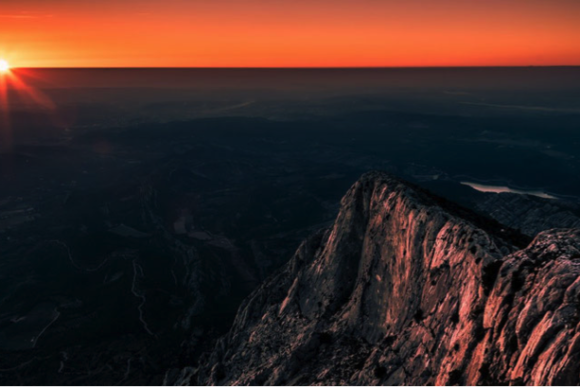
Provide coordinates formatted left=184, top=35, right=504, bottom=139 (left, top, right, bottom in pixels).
left=0, top=68, right=579, bottom=385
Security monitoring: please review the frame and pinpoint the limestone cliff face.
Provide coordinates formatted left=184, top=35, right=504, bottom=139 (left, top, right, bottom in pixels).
left=170, top=172, right=580, bottom=386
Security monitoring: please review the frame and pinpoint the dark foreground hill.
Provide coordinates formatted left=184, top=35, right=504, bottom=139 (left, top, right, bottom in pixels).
left=169, top=172, right=580, bottom=386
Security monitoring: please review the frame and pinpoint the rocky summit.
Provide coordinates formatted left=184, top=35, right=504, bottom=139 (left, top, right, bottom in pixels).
left=168, top=172, right=580, bottom=386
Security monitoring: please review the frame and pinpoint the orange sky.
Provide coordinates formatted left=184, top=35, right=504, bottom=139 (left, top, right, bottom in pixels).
left=1, top=0, right=580, bottom=67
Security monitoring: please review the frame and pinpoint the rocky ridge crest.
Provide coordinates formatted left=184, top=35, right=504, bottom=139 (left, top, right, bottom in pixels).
left=170, top=172, right=580, bottom=386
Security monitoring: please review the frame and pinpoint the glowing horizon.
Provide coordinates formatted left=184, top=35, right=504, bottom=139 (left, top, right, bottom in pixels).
left=1, top=0, right=580, bottom=68
left=6, top=65, right=580, bottom=69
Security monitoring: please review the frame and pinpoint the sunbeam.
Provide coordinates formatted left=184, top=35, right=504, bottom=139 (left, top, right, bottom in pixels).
left=0, top=67, right=57, bottom=149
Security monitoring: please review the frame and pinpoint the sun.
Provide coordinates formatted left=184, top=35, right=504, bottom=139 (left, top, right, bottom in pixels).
left=0, top=59, right=10, bottom=73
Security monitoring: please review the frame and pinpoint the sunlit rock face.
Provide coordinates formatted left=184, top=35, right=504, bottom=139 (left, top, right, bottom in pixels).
left=170, top=172, right=580, bottom=386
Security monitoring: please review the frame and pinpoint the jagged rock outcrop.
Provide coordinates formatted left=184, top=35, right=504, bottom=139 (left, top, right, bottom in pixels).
left=169, top=172, right=580, bottom=386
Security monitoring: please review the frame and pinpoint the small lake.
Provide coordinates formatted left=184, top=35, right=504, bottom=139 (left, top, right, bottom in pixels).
left=461, top=181, right=557, bottom=200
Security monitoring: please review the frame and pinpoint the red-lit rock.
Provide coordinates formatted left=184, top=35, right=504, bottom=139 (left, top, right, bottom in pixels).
left=173, top=172, right=580, bottom=386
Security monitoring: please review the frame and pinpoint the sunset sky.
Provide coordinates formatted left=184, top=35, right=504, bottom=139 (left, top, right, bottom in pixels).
left=1, top=0, right=580, bottom=68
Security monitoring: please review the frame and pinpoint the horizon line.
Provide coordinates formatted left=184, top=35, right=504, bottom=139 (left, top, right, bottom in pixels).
left=11, top=65, right=580, bottom=70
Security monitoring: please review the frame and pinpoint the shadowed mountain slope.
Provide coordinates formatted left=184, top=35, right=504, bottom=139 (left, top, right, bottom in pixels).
left=169, top=172, right=580, bottom=386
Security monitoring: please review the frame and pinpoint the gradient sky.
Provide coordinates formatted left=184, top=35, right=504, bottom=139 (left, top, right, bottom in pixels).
left=1, top=0, right=580, bottom=67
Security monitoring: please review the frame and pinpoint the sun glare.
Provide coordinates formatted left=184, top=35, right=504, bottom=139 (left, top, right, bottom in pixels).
left=0, top=60, right=10, bottom=73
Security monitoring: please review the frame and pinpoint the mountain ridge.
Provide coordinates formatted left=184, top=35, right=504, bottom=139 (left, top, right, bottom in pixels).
left=168, top=172, right=580, bottom=386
